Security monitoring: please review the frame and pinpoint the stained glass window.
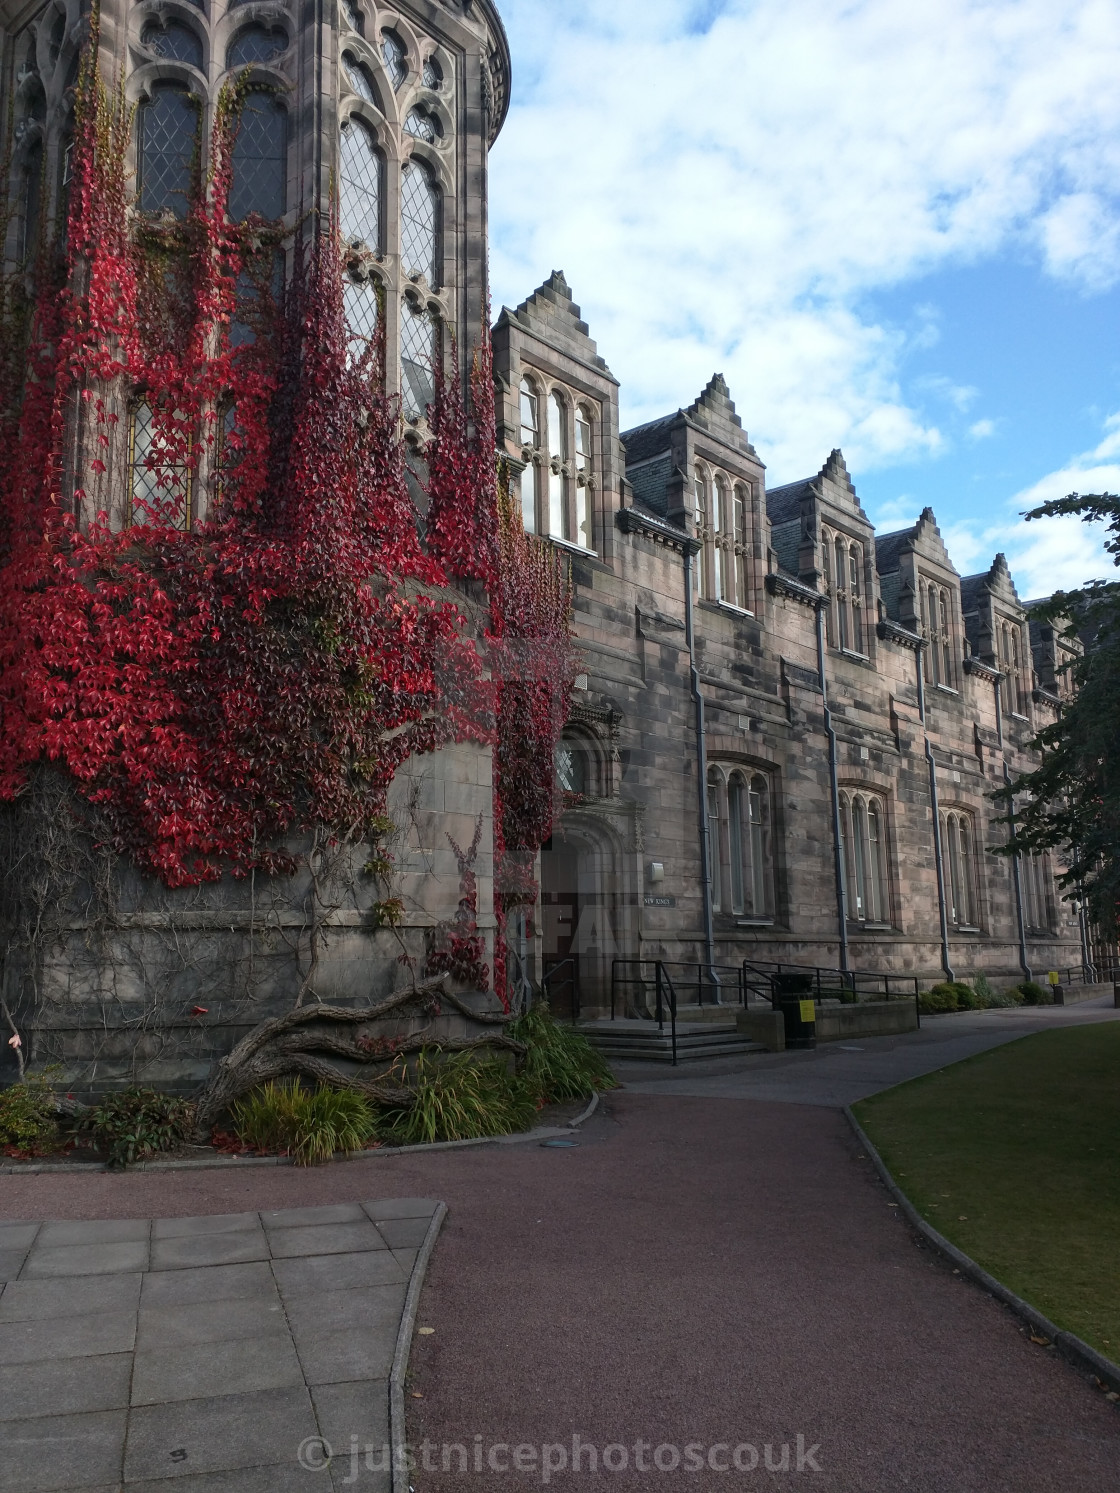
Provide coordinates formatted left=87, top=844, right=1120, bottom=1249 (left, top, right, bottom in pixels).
left=422, top=55, right=442, bottom=89
left=342, top=53, right=378, bottom=106
left=339, top=120, right=381, bottom=247
left=404, top=107, right=438, bottom=142
left=138, top=85, right=200, bottom=218
left=227, top=25, right=287, bottom=68
left=400, top=159, right=437, bottom=284
left=142, top=20, right=204, bottom=68
left=381, top=31, right=406, bottom=89
left=400, top=300, right=437, bottom=418
left=229, top=92, right=286, bottom=220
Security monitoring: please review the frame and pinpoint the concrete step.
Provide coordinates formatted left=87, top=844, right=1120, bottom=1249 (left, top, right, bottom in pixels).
left=581, top=1022, right=766, bottom=1063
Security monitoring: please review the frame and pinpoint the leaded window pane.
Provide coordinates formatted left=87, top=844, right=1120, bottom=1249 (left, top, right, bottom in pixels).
left=342, top=0, right=363, bottom=35
left=131, top=401, right=190, bottom=527
left=556, top=744, right=586, bottom=796
left=728, top=776, right=745, bottom=915
left=400, top=160, right=437, bottom=283
left=400, top=300, right=436, bottom=418
left=343, top=277, right=378, bottom=357
left=142, top=20, right=203, bottom=68
left=520, top=466, right=537, bottom=533
left=228, top=25, right=288, bottom=68
left=138, top=85, right=200, bottom=218
left=339, top=120, right=381, bottom=247
left=519, top=382, right=538, bottom=446
left=229, top=93, right=286, bottom=221
left=381, top=31, right=406, bottom=89
left=342, top=53, right=377, bottom=105
left=422, top=55, right=442, bottom=89
left=404, top=107, right=438, bottom=142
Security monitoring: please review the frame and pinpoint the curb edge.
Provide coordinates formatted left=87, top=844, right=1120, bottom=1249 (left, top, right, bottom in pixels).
left=390, top=1200, right=448, bottom=1493
left=844, top=1105, right=1120, bottom=1397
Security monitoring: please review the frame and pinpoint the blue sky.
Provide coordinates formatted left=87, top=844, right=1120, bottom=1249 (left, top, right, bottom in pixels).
left=486, top=0, right=1120, bottom=595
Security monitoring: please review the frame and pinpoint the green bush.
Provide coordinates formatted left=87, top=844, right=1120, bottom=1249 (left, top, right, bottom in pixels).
left=232, top=1079, right=378, bottom=1165
left=381, top=1049, right=538, bottom=1146
left=919, top=981, right=979, bottom=1014
left=0, top=1072, right=61, bottom=1152
left=982, top=983, right=1025, bottom=1008
left=83, top=1087, right=195, bottom=1168
left=972, top=974, right=996, bottom=1007
left=507, top=1000, right=617, bottom=1104
left=1019, top=981, right=1053, bottom=1006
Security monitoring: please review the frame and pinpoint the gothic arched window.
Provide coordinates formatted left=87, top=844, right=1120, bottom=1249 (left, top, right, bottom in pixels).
left=940, top=810, right=977, bottom=928
left=227, top=24, right=288, bottom=68
left=141, top=20, right=204, bottom=68
left=400, top=299, right=437, bottom=419
left=821, top=528, right=835, bottom=646
left=380, top=30, right=407, bottom=89
left=19, top=139, right=43, bottom=261
left=847, top=542, right=863, bottom=652
left=575, top=405, right=593, bottom=550
left=556, top=741, right=588, bottom=796
left=404, top=107, right=440, bottom=142
left=229, top=92, right=286, bottom=220
left=130, top=400, right=191, bottom=529
left=840, top=790, right=889, bottom=925
left=733, top=485, right=749, bottom=611
left=708, top=766, right=773, bottom=918
left=694, top=465, right=710, bottom=600
left=1023, top=853, right=1053, bottom=933
left=342, top=0, right=364, bottom=35
left=339, top=119, right=381, bottom=248
left=138, top=84, right=200, bottom=218
left=343, top=277, right=379, bottom=357
left=422, top=55, right=442, bottom=89
left=547, top=390, right=568, bottom=540
left=342, top=53, right=379, bottom=107
left=400, top=159, right=438, bottom=285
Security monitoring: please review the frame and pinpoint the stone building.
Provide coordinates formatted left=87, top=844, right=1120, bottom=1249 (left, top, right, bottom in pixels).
left=493, top=271, right=1089, bottom=1007
left=0, top=0, right=1090, bottom=1078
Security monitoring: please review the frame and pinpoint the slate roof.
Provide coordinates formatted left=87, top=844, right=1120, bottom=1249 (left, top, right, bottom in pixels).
left=620, top=414, right=678, bottom=467
left=627, top=454, right=672, bottom=518
left=764, top=478, right=815, bottom=526
left=874, top=525, right=917, bottom=574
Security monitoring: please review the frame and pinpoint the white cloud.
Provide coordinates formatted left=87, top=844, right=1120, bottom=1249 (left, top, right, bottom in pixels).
left=490, top=0, right=1120, bottom=477
left=968, top=419, right=996, bottom=441
left=940, top=414, right=1120, bottom=595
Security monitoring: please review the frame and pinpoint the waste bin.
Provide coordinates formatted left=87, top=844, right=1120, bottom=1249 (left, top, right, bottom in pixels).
left=773, top=972, right=817, bottom=1049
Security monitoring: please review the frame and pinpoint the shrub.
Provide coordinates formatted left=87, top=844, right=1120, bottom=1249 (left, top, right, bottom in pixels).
left=83, top=1087, right=195, bottom=1168
left=0, top=1072, right=61, bottom=1153
left=982, top=983, right=1025, bottom=1008
left=232, top=1079, right=377, bottom=1165
left=1019, top=981, right=1053, bottom=1006
left=972, top=974, right=995, bottom=1007
left=919, top=987, right=959, bottom=1014
left=506, top=1000, right=617, bottom=1104
left=381, top=1049, right=538, bottom=1146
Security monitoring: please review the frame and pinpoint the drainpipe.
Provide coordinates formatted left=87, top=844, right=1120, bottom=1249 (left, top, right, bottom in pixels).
left=1003, top=763, right=1032, bottom=984
left=925, top=733, right=955, bottom=984
left=816, top=604, right=849, bottom=973
left=683, top=545, right=720, bottom=1000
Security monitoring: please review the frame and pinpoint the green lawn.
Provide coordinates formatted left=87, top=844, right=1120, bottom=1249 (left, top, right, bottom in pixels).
left=853, top=1022, right=1120, bottom=1358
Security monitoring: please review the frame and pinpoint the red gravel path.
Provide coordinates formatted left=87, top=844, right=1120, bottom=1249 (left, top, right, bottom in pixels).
left=3, top=1094, right=1117, bottom=1491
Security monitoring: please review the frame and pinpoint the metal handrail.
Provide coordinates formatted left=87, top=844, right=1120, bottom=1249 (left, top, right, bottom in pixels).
left=654, top=961, right=678, bottom=1066
left=610, top=959, right=744, bottom=1016
left=741, top=959, right=922, bottom=1029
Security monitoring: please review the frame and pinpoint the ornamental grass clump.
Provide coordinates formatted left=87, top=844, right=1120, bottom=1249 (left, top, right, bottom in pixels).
left=381, top=1048, right=538, bottom=1146
left=83, top=1087, right=195, bottom=1168
left=507, top=999, right=617, bottom=1103
left=0, top=1071, right=61, bottom=1153
left=231, top=1079, right=378, bottom=1165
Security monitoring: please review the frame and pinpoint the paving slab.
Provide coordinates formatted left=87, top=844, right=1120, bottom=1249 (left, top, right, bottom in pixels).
left=0, top=1200, right=439, bottom=1491
left=0, top=1246, right=33, bottom=1279
left=21, top=1240, right=150, bottom=1278
left=149, top=1229, right=269, bottom=1272
left=0, top=1352, right=132, bottom=1419
left=2, top=1407, right=127, bottom=1493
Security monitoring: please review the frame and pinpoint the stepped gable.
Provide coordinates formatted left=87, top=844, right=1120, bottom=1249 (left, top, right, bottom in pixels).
left=620, top=374, right=756, bottom=521
left=961, top=551, right=1022, bottom=614
left=876, top=507, right=954, bottom=574
left=495, top=270, right=615, bottom=377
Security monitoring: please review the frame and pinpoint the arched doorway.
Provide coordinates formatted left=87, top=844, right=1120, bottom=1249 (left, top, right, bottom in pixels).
left=540, top=815, right=623, bottom=1017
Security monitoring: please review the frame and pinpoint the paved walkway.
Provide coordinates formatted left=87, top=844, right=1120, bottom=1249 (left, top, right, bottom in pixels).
left=0, top=1200, right=439, bottom=1493
left=613, top=997, right=1120, bottom=1106
left=3, top=1006, right=1118, bottom=1492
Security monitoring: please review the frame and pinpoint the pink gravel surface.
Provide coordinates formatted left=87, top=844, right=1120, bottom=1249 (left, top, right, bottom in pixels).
left=3, top=1093, right=1117, bottom=1492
